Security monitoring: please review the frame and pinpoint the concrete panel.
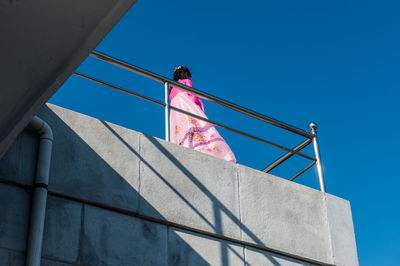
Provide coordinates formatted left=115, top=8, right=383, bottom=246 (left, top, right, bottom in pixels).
left=245, top=247, right=310, bottom=266
left=38, top=104, right=141, bottom=213
left=139, top=134, right=241, bottom=239
left=325, top=194, right=359, bottom=266
left=168, top=228, right=244, bottom=266
left=81, top=204, right=167, bottom=266
left=42, top=196, right=83, bottom=263
left=41, top=259, right=76, bottom=266
left=0, top=248, right=25, bottom=266
left=0, top=0, right=137, bottom=159
left=0, top=129, right=38, bottom=185
left=238, top=165, right=332, bottom=264
left=0, top=184, right=30, bottom=252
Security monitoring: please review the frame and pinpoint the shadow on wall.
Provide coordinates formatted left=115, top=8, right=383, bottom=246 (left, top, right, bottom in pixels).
left=42, top=105, right=233, bottom=266
left=0, top=104, right=310, bottom=265
left=101, top=121, right=289, bottom=266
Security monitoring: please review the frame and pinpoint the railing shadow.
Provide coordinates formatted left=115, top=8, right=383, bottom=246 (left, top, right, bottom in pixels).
left=0, top=104, right=314, bottom=265
left=101, top=121, right=287, bottom=266
left=101, top=121, right=251, bottom=266
left=35, top=105, right=256, bottom=265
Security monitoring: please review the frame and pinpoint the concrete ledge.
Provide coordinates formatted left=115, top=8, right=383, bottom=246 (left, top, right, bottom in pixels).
left=139, top=134, right=241, bottom=239
left=0, top=104, right=358, bottom=265
left=238, top=165, right=331, bottom=263
left=325, top=194, right=359, bottom=266
left=38, top=104, right=141, bottom=213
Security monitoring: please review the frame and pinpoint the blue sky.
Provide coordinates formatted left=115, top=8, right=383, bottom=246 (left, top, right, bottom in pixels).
left=50, top=0, right=400, bottom=264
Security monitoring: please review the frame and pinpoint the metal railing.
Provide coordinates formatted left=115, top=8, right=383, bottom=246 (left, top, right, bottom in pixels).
left=73, top=50, right=326, bottom=192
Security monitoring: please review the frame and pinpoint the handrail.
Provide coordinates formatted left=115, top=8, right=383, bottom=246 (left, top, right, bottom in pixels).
left=90, top=51, right=313, bottom=139
left=74, top=72, right=165, bottom=107
left=73, top=72, right=315, bottom=161
left=79, top=50, right=326, bottom=192
left=263, top=138, right=313, bottom=173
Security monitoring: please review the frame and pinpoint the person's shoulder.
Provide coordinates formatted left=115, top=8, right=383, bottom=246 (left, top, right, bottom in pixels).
left=178, top=79, right=193, bottom=87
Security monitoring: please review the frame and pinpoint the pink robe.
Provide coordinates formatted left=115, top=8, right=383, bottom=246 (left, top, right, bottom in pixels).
left=169, top=79, right=237, bottom=163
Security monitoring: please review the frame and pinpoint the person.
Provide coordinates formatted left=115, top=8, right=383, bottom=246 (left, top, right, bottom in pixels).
left=169, top=66, right=237, bottom=163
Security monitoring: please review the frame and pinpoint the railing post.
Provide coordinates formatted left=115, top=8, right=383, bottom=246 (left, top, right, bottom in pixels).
left=309, top=122, right=326, bottom=192
left=164, top=82, right=170, bottom=141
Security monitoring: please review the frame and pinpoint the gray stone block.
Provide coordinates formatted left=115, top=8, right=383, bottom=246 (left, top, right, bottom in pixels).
left=38, top=104, right=141, bottom=213
left=0, top=129, right=38, bottom=185
left=168, top=228, right=244, bottom=266
left=42, top=196, right=83, bottom=263
left=245, top=247, right=310, bottom=266
left=238, top=165, right=331, bottom=264
left=0, top=248, right=25, bottom=266
left=0, top=184, right=30, bottom=252
left=325, top=194, right=359, bottom=266
left=81, top=204, right=167, bottom=266
left=138, top=134, right=241, bottom=239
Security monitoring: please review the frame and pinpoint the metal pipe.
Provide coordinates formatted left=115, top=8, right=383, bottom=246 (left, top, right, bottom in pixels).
left=170, top=106, right=315, bottom=161
left=289, top=161, right=316, bottom=181
left=309, top=123, right=326, bottom=192
left=26, top=116, right=53, bottom=266
left=263, top=138, right=313, bottom=173
left=164, top=82, right=170, bottom=141
left=73, top=72, right=165, bottom=107
left=89, top=51, right=313, bottom=139
left=73, top=71, right=314, bottom=160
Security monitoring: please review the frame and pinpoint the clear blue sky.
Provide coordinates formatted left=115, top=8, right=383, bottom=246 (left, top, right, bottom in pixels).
left=50, top=0, right=400, bottom=264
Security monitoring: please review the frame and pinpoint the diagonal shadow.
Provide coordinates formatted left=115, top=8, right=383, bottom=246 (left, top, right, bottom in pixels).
left=0, top=105, right=234, bottom=266
left=101, top=121, right=285, bottom=266
left=0, top=104, right=313, bottom=265
left=35, top=105, right=250, bottom=266
left=101, top=121, right=250, bottom=266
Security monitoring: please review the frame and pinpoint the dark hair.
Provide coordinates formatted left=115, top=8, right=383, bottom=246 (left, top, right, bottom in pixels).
left=173, top=66, right=191, bottom=81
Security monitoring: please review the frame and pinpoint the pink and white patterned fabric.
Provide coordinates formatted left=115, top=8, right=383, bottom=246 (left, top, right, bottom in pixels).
left=169, top=79, right=237, bottom=163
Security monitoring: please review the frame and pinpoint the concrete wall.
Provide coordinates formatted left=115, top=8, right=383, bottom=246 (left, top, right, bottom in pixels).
left=0, top=104, right=358, bottom=265
left=0, top=0, right=136, bottom=159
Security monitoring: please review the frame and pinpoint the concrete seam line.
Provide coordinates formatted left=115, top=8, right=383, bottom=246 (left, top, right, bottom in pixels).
left=77, top=203, right=85, bottom=264
left=0, top=178, right=30, bottom=190
left=323, top=193, right=335, bottom=264
left=137, top=132, right=142, bottom=213
left=166, top=224, right=170, bottom=266
left=0, top=162, right=333, bottom=265
left=242, top=243, right=247, bottom=266
left=236, top=164, right=243, bottom=241
left=41, top=255, right=83, bottom=266
left=45, top=189, right=334, bottom=266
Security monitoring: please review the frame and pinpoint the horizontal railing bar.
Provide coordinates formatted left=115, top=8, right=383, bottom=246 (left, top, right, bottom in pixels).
left=74, top=70, right=315, bottom=161
left=289, top=161, right=316, bottom=181
left=263, top=139, right=313, bottom=173
left=169, top=106, right=315, bottom=161
left=90, top=50, right=313, bottom=139
left=73, top=72, right=165, bottom=107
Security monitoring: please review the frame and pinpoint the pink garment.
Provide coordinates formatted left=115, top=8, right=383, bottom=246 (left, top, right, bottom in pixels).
left=169, top=79, right=204, bottom=112
left=170, top=79, right=237, bottom=163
